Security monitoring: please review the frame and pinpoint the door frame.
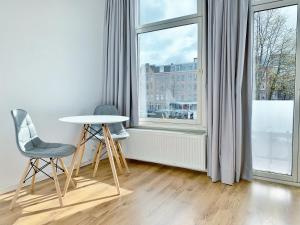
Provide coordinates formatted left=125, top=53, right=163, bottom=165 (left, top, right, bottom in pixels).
left=251, top=0, right=300, bottom=183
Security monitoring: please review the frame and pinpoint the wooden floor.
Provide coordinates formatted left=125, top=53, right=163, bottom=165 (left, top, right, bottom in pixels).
left=1, top=160, right=300, bottom=225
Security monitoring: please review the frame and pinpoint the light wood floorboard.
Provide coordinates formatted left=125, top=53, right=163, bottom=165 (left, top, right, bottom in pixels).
left=1, top=160, right=300, bottom=225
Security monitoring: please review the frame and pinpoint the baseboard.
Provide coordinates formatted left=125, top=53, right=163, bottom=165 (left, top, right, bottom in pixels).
left=253, top=175, right=300, bottom=187
left=0, top=160, right=93, bottom=194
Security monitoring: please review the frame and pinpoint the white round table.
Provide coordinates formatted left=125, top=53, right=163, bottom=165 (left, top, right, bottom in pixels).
left=59, top=115, right=129, bottom=125
left=59, top=115, right=129, bottom=195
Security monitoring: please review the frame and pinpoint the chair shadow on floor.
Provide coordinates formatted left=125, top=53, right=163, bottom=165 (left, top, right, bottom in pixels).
left=0, top=161, right=134, bottom=225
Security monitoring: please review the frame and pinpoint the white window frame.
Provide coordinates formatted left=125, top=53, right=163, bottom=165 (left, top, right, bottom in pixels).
left=136, top=0, right=206, bottom=131
left=251, top=0, right=300, bottom=184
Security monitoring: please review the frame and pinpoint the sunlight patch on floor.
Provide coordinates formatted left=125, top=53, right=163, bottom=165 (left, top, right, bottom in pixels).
left=1, top=175, right=132, bottom=225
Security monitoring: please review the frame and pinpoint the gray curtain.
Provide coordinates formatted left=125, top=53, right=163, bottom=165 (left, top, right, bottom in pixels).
left=207, top=0, right=253, bottom=184
left=101, top=0, right=138, bottom=127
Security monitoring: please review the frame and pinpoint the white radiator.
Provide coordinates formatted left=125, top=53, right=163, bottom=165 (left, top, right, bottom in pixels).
left=122, top=129, right=206, bottom=171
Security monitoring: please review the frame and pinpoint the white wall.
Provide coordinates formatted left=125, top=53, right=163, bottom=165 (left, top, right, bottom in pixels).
left=0, top=0, right=105, bottom=192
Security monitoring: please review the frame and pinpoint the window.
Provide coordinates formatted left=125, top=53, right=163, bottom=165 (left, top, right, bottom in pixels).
left=137, top=0, right=204, bottom=126
left=139, top=0, right=197, bottom=25
left=251, top=0, right=299, bottom=182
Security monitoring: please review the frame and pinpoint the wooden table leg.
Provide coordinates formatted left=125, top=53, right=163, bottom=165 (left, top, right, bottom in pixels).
left=59, top=158, right=76, bottom=188
left=116, top=141, right=130, bottom=173
left=63, top=151, right=78, bottom=196
left=75, top=125, right=88, bottom=176
left=106, top=128, right=123, bottom=174
left=92, top=142, right=103, bottom=177
left=63, top=125, right=86, bottom=196
left=103, top=124, right=120, bottom=195
left=92, top=145, right=99, bottom=167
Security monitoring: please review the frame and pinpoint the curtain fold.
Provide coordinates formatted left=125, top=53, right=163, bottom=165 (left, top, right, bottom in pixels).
left=101, top=0, right=138, bottom=127
left=207, top=0, right=253, bottom=184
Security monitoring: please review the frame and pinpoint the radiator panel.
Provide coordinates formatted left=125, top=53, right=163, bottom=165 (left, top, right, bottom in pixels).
left=122, top=129, right=206, bottom=171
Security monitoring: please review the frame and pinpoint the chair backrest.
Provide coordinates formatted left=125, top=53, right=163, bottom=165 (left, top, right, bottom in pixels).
left=93, top=105, right=125, bottom=134
left=11, top=109, right=40, bottom=154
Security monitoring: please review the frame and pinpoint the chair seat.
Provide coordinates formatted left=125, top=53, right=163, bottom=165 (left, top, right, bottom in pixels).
left=24, top=143, right=76, bottom=158
left=94, top=131, right=129, bottom=141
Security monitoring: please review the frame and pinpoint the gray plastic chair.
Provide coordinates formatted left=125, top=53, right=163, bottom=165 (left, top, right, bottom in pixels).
left=90, top=105, right=130, bottom=177
left=92, top=105, right=129, bottom=140
left=10, top=109, right=76, bottom=209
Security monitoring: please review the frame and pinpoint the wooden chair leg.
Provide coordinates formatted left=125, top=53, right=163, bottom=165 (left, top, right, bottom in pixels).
left=10, top=159, right=31, bottom=210
left=50, top=159, right=63, bottom=207
left=103, top=125, right=120, bottom=194
left=63, top=151, right=78, bottom=196
left=93, top=142, right=103, bottom=177
left=116, top=141, right=130, bottom=173
left=31, top=159, right=39, bottom=193
left=59, top=158, right=76, bottom=188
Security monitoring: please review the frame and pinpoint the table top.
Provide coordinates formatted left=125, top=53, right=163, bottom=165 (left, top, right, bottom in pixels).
left=59, top=115, right=129, bottom=124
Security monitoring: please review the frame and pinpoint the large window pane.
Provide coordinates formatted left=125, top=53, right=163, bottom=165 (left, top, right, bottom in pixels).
left=252, top=6, right=297, bottom=175
left=138, top=24, right=198, bottom=120
left=139, top=0, right=197, bottom=25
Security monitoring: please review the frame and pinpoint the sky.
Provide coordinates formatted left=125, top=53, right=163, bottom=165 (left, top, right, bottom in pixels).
left=138, top=1, right=297, bottom=67
left=139, top=0, right=197, bottom=25
left=139, top=24, right=198, bottom=66
left=278, top=5, right=297, bottom=28
left=139, top=0, right=198, bottom=66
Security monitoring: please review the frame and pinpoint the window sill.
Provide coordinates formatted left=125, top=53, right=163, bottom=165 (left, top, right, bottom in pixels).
left=134, top=121, right=207, bottom=135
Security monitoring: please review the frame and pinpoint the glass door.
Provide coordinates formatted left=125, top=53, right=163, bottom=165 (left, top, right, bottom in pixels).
left=252, top=3, right=299, bottom=182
